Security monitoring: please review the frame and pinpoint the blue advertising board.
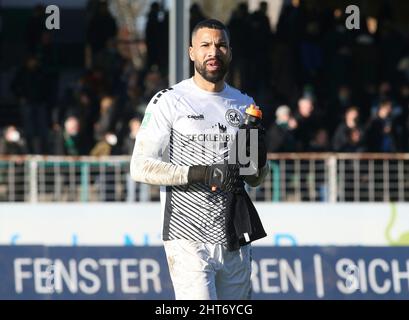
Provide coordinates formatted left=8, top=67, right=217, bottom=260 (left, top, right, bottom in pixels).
left=1, top=246, right=408, bottom=299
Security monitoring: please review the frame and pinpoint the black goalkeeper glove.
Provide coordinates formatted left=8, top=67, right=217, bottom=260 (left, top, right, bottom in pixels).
left=188, top=164, right=241, bottom=192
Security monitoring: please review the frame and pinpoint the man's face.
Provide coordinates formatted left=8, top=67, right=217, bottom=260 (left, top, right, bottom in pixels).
left=346, top=109, right=358, bottom=125
left=189, top=28, right=231, bottom=84
left=129, top=119, right=141, bottom=134
left=298, top=98, right=314, bottom=118
left=64, top=117, right=80, bottom=136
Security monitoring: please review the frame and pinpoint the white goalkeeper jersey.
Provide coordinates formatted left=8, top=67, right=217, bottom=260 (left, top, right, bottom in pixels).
left=132, top=78, right=255, bottom=245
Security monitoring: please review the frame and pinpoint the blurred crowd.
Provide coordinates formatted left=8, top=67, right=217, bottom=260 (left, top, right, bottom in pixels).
left=1, top=0, right=409, bottom=156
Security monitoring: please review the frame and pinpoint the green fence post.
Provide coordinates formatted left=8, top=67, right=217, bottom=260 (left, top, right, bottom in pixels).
left=271, top=161, right=280, bottom=202
left=80, top=162, right=90, bottom=202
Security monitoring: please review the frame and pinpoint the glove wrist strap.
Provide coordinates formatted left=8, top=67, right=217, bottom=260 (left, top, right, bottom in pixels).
left=187, top=165, right=207, bottom=184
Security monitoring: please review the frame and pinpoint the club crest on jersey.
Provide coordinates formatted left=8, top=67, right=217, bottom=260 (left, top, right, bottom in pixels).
left=225, top=109, right=242, bottom=127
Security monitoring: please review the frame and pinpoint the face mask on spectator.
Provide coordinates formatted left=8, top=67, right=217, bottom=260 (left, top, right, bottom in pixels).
left=6, top=130, right=20, bottom=143
left=106, top=134, right=117, bottom=146
left=65, top=117, right=80, bottom=136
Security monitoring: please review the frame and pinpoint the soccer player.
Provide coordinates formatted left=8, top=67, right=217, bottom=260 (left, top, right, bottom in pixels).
left=131, top=19, right=268, bottom=300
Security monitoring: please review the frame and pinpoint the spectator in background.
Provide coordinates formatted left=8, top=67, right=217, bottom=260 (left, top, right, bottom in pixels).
left=336, top=85, right=353, bottom=110
left=122, top=117, right=141, bottom=155
left=35, top=31, right=59, bottom=79
left=90, top=132, right=119, bottom=202
left=115, top=74, right=144, bottom=144
left=328, top=85, right=353, bottom=131
left=85, top=68, right=110, bottom=98
left=369, top=82, right=404, bottom=123
left=3, top=0, right=409, bottom=160
left=52, top=116, right=84, bottom=156
left=160, top=10, right=170, bottom=75
left=35, top=31, right=60, bottom=124
left=394, top=81, right=409, bottom=151
left=273, top=0, right=301, bottom=106
left=122, top=71, right=144, bottom=117
left=227, top=2, right=252, bottom=90
left=0, top=126, right=27, bottom=202
left=371, top=82, right=393, bottom=110
left=298, top=2, right=324, bottom=85
left=74, top=90, right=97, bottom=154
left=94, top=95, right=116, bottom=142
left=142, top=67, right=166, bottom=102
left=293, top=97, right=319, bottom=151
left=266, top=105, right=297, bottom=152
left=379, top=20, right=406, bottom=84
left=342, top=127, right=366, bottom=153
left=25, top=4, right=46, bottom=53
left=248, top=1, right=273, bottom=98
left=94, top=37, right=123, bottom=93
left=332, top=106, right=364, bottom=152
left=86, top=0, right=117, bottom=68
left=365, top=99, right=396, bottom=152
left=145, top=2, right=168, bottom=73
left=351, top=16, right=380, bottom=99
left=0, top=126, right=27, bottom=155
left=308, top=128, right=330, bottom=152
left=294, top=96, right=322, bottom=201
left=190, top=3, right=207, bottom=34
left=11, top=55, right=49, bottom=154
left=322, top=8, right=353, bottom=96
left=276, top=0, right=301, bottom=46
left=57, top=87, right=98, bottom=154
left=90, top=132, right=118, bottom=156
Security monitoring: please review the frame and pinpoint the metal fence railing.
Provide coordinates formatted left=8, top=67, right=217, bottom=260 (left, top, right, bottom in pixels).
left=1, top=154, right=409, bottom=202
left=266, top=153, right=409, bottom=202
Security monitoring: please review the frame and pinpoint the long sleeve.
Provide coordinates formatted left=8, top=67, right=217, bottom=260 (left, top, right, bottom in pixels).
left=130, top=92, right=190, bottom=186
left=130, top=139, right=189, bottom=185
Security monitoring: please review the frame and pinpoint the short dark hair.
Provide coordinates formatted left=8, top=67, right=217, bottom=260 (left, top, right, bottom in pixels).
left=191, top=19, right=230, bottom=44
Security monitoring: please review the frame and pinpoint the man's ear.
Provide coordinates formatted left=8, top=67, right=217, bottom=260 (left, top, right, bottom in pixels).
left=189, top=46, right=194, bottom=62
